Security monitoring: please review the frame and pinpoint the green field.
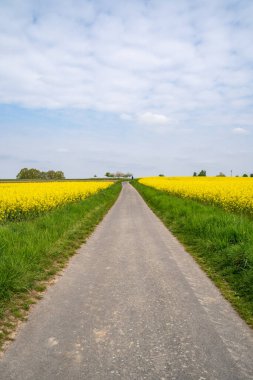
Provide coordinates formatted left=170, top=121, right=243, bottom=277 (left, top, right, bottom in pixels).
left=0, top=182, right=121, bottom=348
left=133, top=180, right=253, bottom=327
left=1, top=178, right=253, bottom=350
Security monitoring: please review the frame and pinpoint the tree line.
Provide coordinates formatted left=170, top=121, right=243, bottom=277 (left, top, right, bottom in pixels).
left=16, top=168, right=65, bottom=180
left=105, top=171, right=133, bottom=178
left=193, top=170, right=253, bottom=177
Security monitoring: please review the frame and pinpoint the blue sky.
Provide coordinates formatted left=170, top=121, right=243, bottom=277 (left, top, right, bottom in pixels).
left=0, top=0, right=253, bottom=178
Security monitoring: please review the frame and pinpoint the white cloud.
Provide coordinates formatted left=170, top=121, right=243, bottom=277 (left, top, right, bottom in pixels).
left=0, top=1, right=253, bottom=178
left=232, top=128, right=250, bottom=135
left=137, top=112, right=170, bottom=126
left=0, top=0, right=252, bottom=119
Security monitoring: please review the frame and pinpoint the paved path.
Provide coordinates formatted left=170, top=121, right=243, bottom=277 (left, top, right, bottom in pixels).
left=0, top=183, right=253, bottom=380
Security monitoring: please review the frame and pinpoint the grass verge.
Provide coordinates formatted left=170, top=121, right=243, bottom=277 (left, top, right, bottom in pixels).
left=133, top=181, right=253, bottom=327
left=0, top=182, right=121, bottom=349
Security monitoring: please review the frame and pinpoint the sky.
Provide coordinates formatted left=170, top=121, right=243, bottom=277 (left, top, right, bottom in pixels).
left=0, top=0, right=253, bottom=178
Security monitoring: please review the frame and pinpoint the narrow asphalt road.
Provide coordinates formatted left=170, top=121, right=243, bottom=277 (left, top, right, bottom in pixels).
left=0, top=183, right=253, bottom=380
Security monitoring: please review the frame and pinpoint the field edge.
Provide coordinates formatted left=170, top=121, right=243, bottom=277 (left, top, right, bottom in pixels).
left=0, top=182, right=122, bottom=351
left=132, top=180, right=253, bottom=328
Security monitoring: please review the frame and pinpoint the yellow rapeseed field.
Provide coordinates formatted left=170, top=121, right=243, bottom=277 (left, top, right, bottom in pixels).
left=0, top=181, right=113, bottom=222
left=139, top=177, right=253, bottom=215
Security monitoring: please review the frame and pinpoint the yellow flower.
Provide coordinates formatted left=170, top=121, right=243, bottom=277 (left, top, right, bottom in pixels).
left=139, top=177, right=253, bottom=216
left=0, top=181, right=113, bottom=222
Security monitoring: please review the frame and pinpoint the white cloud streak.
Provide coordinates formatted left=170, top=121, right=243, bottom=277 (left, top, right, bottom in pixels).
left=232, top=128, right=250, bottom=135
left=137, top=112, right=170, bottom=126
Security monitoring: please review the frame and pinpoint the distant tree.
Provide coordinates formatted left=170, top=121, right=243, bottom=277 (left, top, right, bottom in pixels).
left=198, top=170, right=206, bottom=177
left=242, top=173, right=248, bottom=177
left=193, top=172, right=197, bottom=177
left=46, top=170, right=56, bottom=180
left=16, top=167, right=29, bottom=179
left=43, top=170, right=65, bottom=180
left=16, top=168, right=65, bottom=180
left=115, top=171, right=124, bottom=178
left=105, top=172, right=114, bottom=178
left=105, top=171, right=132, bottom=178
left=216, top=172, right=226, bottom=177
left=40, top=171, right=47, bottom=180
left=54, top=171, right=65, bottom=180
left=94, top=174, right=97, bottom=178
left=16, top=168, right=41, bottom=180
left=250, top=173, right=253, bottom=177
left=159, top=174, right=165, bottom=177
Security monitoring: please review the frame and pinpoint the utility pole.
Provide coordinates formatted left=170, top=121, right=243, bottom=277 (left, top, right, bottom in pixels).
left=231, top=169, right=233, bottom=177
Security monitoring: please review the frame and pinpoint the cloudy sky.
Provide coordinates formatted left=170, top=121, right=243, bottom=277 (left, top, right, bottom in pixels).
left=0, top=0, right=253, bottom=178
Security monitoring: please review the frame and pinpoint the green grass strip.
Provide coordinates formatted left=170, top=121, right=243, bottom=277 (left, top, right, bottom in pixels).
left=0, top=183, right=121, bottom=346
left=133, top=181, right=253, bottom=327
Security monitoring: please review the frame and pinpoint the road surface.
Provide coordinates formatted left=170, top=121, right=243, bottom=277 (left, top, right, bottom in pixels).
left=0, top=182, right=253, bottom=379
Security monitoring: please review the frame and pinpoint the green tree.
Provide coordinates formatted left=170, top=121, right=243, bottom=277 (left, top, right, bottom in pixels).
left=40, top=171, right=47, bottom=180
left=193, top=172, right=197, bottom=177
left=242, top=173, right=248, bottom=177
left=198, top=170, right=206, bottom=177
left=45, top=170, right=65, bottom=180
left=16, top=168, right=29, bottom=179
left=54, top=171, right=65, bottom=180
left=105, top=172, right=114, bottom=178
left=46, top=170, right=56, bottom=180
left=16, top=168, right=65, bottom=180
left=16, top=168, right=41, bottom=180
